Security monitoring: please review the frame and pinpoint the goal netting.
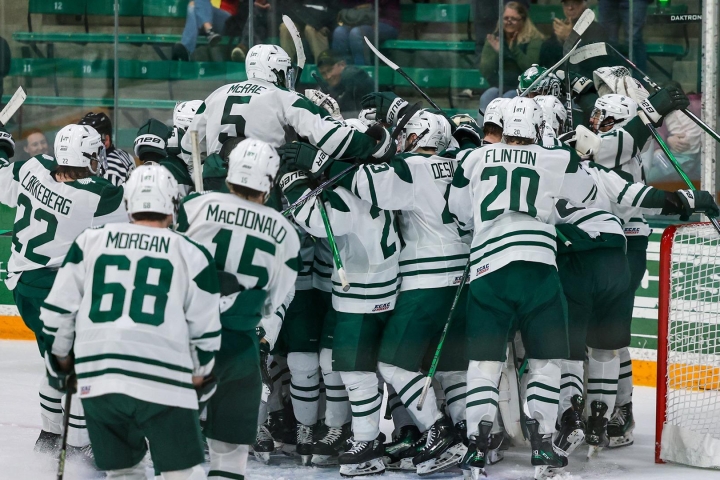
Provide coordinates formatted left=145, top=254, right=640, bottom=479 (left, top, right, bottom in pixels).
left=656, top=223, right=720, bottom=468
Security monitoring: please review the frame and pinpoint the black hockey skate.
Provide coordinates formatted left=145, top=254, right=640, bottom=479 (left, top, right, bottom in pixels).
left=338, top=433, right=386, bottom=477
left=554, top=394, right=586, bottom=457
left=608, top=402, right=635, bottom=448
left=311, top=422, right=352, bottom=466
left=296, top=423, right=315, bottom=466
left=455, top=420, right=469, bottom=446
left=383, top=425, right=421, bottom=470
left=33, top=430, right=61, bottom=455
left=586, top=400, right=609, bottom=458
left=527, top=417, right=567, bottom=480
left=459, top=420, right=493, bottom=480
left=413, top=415, right=467, bottom=475
left=252, top=423, right=275, bottom=464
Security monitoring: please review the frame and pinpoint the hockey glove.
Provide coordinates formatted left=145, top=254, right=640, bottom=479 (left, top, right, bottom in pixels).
left=134, top=118, right=169, bottom=162
left=557, top=70, right=594, bottom=97
left=278, top=142, right=333, bottom=177
left=593, top=66, right=632, bottom=97
left=166, top=126, right=184, bottom=156
left=365, top=124, right=396, bottom=162
left=360, top=92, right=408, bottom=126
left=453, top=121, right=483, bottom=148
left=45, top=352, right=76, bottom=394
left=305, top=89, right=344, bottom=121
left=194, top=373, right=217, bottom=406
left=640, top=85, right=690, bottom=125
left=674, top=189, right=720, bottom=220
left=0, top=127, right=15, bottom=160
left=279, top=168, right=313, bottom=204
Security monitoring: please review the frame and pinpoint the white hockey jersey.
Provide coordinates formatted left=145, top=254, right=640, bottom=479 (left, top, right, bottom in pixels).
left=177, top=191, right=301, bottom=321
left=288, top=186, right=400, bottom=314
left=180, top=79, right=377, bottom=159
left=350, top=154, right=469, bottom=290
left=40, top=223, right=221, bottom=410
left=0, top=155, right=127, bottom=286
left=449, top=142, right=597, bottom=280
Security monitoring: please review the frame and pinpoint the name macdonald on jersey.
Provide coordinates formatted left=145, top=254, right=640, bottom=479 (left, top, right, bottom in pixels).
left=107, top=231, right=171, bottom=253
left=206, top=203, right=288, bottom=243
left=20, top=171, right=72, bottom=215
left=484, top=148, right=537, bottom=166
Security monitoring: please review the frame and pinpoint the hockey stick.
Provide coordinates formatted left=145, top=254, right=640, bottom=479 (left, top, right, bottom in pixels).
left=364, top=36, right=444, bottom=112
left=316, top=199, right=350, bottom=291
left=0, top=87, right=27, bottom=127
left=520, top=40, right=581, bottom=98
left=417, top=260, right=470, bottom=410
left=282, top=15, right=305, bottom=89
left=189, top=130, right=203, bottom=190
left=637, top=111, right=720, bottom=235
left=56, top=376, right=76, bottom=480
left=562, top=10, right=594, bottom=131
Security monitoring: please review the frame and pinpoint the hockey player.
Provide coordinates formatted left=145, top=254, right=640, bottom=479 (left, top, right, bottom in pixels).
left=534, top=95, right=568, bottom=145
left=0, top=124, right=127, bottom=461
left=448, top=97, right=598, bottom=479
left=325, top=110, right=470, bottom=474
left=481, top=98, right=509, bottom=145
left=177, top=138, right=301, bottom=480
left=39, top=163, right=220, bottom=480
left=180, top=44, right=394, bottom=167
left=280, top=147, right=401, bottom=477
left=517, top=65, right=564, bottom=100
left=79, top=112, right=136, bottom=186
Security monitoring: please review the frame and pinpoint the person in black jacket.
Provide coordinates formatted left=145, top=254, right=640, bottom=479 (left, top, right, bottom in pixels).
left=316, top=50, right=374, bottom=119
left=539, top=0, right=607, bottom=67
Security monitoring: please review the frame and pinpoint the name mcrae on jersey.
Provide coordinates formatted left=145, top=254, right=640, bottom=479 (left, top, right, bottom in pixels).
left=177, top=191, right=302, bottom=319
left=449, top=143, right=596, bottom=280
left=40, top=222, right=221, bottom=410
left=181, top=79, right=378, bottom=159
left=0, top=154, right=127, bottom=284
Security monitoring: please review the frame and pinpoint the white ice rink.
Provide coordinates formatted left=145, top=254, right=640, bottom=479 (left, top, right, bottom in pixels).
left=1, top=339, right=717, bottom=480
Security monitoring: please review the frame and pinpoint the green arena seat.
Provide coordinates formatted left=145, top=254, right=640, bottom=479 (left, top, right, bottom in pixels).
left=29, top=0, right=86, bottom=16
left=87, top=0, right=143, bottom=16
left=143, top=0, right=189, bottom=18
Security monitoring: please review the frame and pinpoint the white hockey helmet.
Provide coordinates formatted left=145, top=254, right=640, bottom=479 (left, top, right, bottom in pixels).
left=54, top=124, right=107, bottom=174
left=590, top=94, right=638, bottom=133
left=502, top=97, right=543, bottom=142
left=123, top=163, right=180, bottom=219
left=226, top=138, right=280, bottom=196
left=534, top=95, right=567, bottom=135
left=173, top=100, right=203, bottom=130
left=483, top=97, right=510, bottom=129
left=398, top=110, right=452, bottom=153
left=246, top=44, right=294, bottom=89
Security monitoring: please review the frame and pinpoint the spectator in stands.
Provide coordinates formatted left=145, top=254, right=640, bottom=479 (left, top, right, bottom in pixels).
left=78, top=112, right=136, bottom=186
left=331, top=0, right=400, bottom=66
left=479, top=1, right=545, bottom=113
left=539, top=0, right=607, bottom=67
left=173, top=0, right=234, bottom=61
left=229, top=0, right=276, bottom=62
left=473, top=0, right=531, bottom=56
left=599, top=0, right=652, bottom=72
left=316, top=50, right=374, bottom=118
left=22, top=129, right=49, bottom=161
left=279, top=1, right=337, bottom=64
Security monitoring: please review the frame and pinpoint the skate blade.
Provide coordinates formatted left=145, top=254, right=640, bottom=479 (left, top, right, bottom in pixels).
left=487, top=447, right=504, bottom=465
left=252, top=451, right=271, bottom=464
left=608, top=434, right=634, bottom=448
left=339, top=458, right=386, bottom=477
left=587, top=444, right=604, bottom=459
left=470, top=466, right=488, bottom=479
left=300, top=454, right=312, bottom=466
left=384, top=457, right=415, bottom=471
left=311, top=454, right=338, bottom=466
left=535, top=465, right=560, bottom=480
left=416, top=443, right=468, bottom=476
left=555, top=429, right=585, bottom=457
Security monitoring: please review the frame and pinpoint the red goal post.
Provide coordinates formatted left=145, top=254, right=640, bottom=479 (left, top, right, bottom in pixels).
left=656, top=222, right=720, bottom=468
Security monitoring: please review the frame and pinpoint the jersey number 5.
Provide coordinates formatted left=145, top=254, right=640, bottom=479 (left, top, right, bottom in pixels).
left=480, top=166, right=540, bottom=221
left=212, top=229, right=275, bottom=288
left=218, top=96, right=251, bottom=145
left=89, top=255, right=173, bottom=326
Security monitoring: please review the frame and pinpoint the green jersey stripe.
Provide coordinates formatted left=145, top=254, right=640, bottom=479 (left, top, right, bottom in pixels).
left=75, top=353, right=193, bottom=373
left=526, top=394, right=559, bottom=405
left=399, top=266, right=466, bottom=277
left=471, top=229, right=555, bottom=253
left=471, top=240, right=556, bottom=265
left=631, top=185, right=649, bottom=207
left=333, top=288, right=398, bottom=300
left=77, top=368, right=194, bottom=389
left=331, top=278, right=398, bottom=289
left=398, top=253, right=468, bottom=266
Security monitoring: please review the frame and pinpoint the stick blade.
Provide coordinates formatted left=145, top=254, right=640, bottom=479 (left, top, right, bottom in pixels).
left=282, top=15, right=306, bottom=69
left=563, top=9, right=596, bottom=55
left=0, top=87, right=27, bottom=126
left=363, top=36, right=400, bottom=71
left=569, top=42, right=609, bottom=65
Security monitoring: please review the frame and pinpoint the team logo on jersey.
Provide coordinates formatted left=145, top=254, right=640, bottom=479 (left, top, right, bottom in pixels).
left=453, top=275, right=464, bottom=285
left=81, top=386, right=91, bottom=396
left=476, top=264, right=490, bottom=276
left=624, top=228, right=641, bottom=235
left=372, top=303, right=391, bottom=312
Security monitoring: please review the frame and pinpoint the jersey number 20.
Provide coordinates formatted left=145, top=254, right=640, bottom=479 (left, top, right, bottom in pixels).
left=480, top=166, right=540, bottom=221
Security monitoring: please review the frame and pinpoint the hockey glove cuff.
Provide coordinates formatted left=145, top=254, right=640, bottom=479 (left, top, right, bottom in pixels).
left=557, top=70, right=594, bottom=97
left=641, top=86, right=690, bottom=125
left=361, top=92, right=408, bottom=126
left=366, top=125, right=396, bottom=162
left=279, top=169, right=312, bottom=204
left=675, top=189, right=720, bottom=219
left=278, top=142, right=333, bottom=176
left=134, top=119, right=169, bottom=162
left=0, top=127, right=15, bottom=159
left=166, top=126, right=184, bottom=156
left=45, top=352, right=76, bottom=394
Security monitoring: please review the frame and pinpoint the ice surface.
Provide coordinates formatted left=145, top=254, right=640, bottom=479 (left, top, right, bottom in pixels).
left=1, top=339, right=717, bottom=479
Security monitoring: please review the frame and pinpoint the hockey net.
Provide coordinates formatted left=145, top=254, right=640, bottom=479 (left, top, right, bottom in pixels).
left=656, top=223, right=720, bottom=468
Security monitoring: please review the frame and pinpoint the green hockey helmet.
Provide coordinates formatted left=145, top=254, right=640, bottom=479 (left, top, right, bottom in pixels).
left=517, top=65, right=562, bottom=99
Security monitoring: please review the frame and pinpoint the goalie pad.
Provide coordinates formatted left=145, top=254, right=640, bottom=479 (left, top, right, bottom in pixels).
left=574, top=125, right=601, bottom=157
left=593, top=66, right=632, bottom=97
left=305, top=89, right=343, bottom=121
left=498, top=344, right=528, bottom=446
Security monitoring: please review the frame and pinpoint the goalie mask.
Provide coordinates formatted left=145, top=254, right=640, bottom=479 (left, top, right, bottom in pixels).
left=517, top=65, right=562, bottom=98
left=246, top=44, right=295, bottom=90
left=502, top=97, right=543, bottom=143
left=123, top=163, right=180, bottom=220
left=590, top=94, right=637, bottom=134
left=534, top=95, right=567, bottom=136
left=54, top=124, right=107, bottom=175
left=397, top=110, right=452, bottom=153
left=173, top=100, right=203, bottom=130
left=226, top=138, right=280, bottom=198
left=483, top=97, right=510, bottom=129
